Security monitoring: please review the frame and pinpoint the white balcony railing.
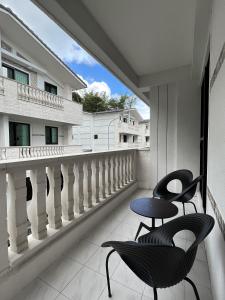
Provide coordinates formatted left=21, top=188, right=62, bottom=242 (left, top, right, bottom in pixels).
left=0, top=145, right=82, bottom=160
left=17, top=82, right=64, bottom=110
left=0, top=149, right=136, bottom=272
left=0, top=76, right=4, bottom=95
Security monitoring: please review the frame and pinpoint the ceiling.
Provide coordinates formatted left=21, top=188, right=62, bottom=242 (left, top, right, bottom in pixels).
left=82, top=0, right=196, bottom=76
left=32, top=0, right=212, bottom=103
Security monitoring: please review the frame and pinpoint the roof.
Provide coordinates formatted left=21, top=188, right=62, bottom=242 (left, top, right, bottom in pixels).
left=84, top=108, right=143, bottom=121
left=0, top=4, right=87, bottom=89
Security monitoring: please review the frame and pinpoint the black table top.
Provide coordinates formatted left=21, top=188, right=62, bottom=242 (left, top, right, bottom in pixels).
left=130, top=197, right=178, bottom=219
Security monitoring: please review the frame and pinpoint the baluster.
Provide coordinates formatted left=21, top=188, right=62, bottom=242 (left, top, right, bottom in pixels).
left=99, top=155, right=106, bottom=200
left=61, top=162, right=75, bottom=220
left=105, top=154, right=111, bottom=196
left=28, top=167, right=47, bottom=239
left=91, top=157, right=100, bottom=204
left=46, top=164, right=62, bottom=229
left=120, top=153, right=125, bottom=187
left=74, top=159, right=84, bottom=214
left=7, top=169, right=28, bottom=253
left=116, top=153, right=121, bottom=189
left=0, top=169, right=9, bottom=272
left=83, top=158, right=92, bottom=208
left=132, top=150, right=137, bottom=180
left=124, top=152, right=129, bottom=184
left=111, top=153, right=116, bottom=193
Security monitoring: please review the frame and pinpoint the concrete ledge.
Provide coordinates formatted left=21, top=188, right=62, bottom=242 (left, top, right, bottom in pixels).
left=0, top=181, right=138, bottom=300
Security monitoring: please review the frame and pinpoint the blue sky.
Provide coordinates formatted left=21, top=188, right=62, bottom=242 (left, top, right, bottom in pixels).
left=0, top=0, right=150, bottom=118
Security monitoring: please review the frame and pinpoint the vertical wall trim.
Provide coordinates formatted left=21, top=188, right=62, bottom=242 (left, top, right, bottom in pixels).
left=156, top=86, right=159, bottom=182
left=166, top=84, right=169, bottom=174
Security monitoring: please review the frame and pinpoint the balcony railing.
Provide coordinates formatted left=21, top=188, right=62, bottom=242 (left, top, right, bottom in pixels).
left=0, top=145, right=82, bottom=160
left=0, top=149, right=136, bottom=272
left=17, top=82, right=64, bottom=110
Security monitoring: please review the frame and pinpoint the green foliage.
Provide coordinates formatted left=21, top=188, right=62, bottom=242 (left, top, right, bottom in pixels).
left=72, top=91, right=136, bottom=113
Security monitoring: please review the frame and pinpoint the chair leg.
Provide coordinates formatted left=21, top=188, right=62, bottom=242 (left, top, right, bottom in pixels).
left=153, top=287, right=158, bottom=300
left=182, top=202, right=186, bottom=215
left=134, top=222, right=143, bottom=241
left=184, top=277, right=200, bottom=300
left=189, top=201, right=198, bottom=213
left=106, top=249, right=116, bottom=298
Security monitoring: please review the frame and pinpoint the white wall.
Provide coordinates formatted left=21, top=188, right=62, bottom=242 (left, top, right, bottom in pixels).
left=149, top=81, right=201, bottom=190
left=205, top=1, right=225, bottom=298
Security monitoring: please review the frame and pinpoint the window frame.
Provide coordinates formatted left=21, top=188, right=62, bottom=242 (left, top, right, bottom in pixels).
left=2, top=63, right=29, bottom=84
left=45, top=126, right=58, bottom=145
left=44, top=81, right=58, bottom=95
left=9, top=121, right=30, bottom=146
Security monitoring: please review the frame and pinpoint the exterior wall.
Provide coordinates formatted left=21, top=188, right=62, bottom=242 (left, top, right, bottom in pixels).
left=0, top=115, right=69, bottom=146
left=149, top=82, right=200, bottom=190
left=206, top=1, right=225, bottom=299
left=138, top=121, right=150, bottom=147
left=73, top=110, right=148, bottom=151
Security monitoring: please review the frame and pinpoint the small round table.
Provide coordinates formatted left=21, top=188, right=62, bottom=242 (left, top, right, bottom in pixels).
left=130, top=197, right=178, bottom=240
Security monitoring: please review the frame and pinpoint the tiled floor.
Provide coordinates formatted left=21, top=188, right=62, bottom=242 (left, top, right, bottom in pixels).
left=14, top=189, right=213, bottom=300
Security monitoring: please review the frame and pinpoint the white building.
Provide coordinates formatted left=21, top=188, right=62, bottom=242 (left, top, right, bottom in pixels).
left=73, top=108, right=150, bottom=151
left=0, top=5, right=86, bottom=159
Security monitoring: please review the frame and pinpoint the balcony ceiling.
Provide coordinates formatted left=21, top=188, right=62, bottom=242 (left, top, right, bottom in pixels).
left=33, top=0, right=212, bottom=103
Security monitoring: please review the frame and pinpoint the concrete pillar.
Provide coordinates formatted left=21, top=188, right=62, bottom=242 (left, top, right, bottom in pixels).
left=0, top=115, right=9, bottom=147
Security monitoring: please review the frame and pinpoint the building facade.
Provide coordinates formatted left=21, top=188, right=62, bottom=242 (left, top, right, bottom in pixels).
left=0, top=5, right=86, bottom=159
left=72, top=109, right=150, bottom=151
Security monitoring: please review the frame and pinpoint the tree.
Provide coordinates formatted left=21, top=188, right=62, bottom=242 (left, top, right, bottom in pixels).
left=82, top=91, right=108, bottom=112
left=72, top=92, right=83, bottom=104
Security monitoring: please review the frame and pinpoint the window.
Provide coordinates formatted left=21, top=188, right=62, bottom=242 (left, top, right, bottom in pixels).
left=146, top=136, right=150, bottom=142
left=133, top=121, right=135, bottom=125
left=9, top=122, right=30, bottom=146
left=1, top=40, right=12, bottom=52
left=45, top=82, right=57, bottom=95
left=123, top=117, right=127, bottom=123
left=146, top=125, right=149, bottom=130
left=45, top=126, right=58, bottom=144
left=94, top=134, right=98, bottom=139
left=123, top=135, right=127, bottom=143
left=2, top=64, right=29, bottom=84
left=133, top=136, right=135, bottom=143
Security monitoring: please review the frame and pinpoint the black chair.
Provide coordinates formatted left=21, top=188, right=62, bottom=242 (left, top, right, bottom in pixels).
left=153, top=169, right=193, bottom=201
left=153, top=170, right=202, bottom=215
left=102, top=213, right=214, bottom=300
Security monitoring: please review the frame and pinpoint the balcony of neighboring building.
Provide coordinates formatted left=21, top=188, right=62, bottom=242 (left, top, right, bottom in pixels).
left=0, top=75, right=83, bottom=125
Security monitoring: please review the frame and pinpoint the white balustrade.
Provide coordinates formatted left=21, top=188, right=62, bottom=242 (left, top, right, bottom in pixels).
left=17, top=82, right=64, bottom=110
left=0, top=76, right=4, bottom=95
left=0, top=149, right=137, bottom=270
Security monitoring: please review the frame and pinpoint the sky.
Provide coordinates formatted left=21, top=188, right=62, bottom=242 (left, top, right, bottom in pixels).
left=0, top=0, right=150, bottom=119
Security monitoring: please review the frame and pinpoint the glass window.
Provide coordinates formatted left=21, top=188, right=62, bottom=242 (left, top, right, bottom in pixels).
left=123, top=135, right=127, bottom=143
left=9, top=122, right=30, bottom=146
left=45, top=126, right=58, bottom=144
left=94, top=134, right=98, bottom=139
left=2, top=64, right=29, bottom=84
left=45, top=82, right=57, bottom=95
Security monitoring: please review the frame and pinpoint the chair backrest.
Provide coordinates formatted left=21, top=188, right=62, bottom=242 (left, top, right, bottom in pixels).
left=153, top=169, right=193, bottom=199
left=169, top=175, right=203, bottom=203
left=102, top=213, right=214, bottom=289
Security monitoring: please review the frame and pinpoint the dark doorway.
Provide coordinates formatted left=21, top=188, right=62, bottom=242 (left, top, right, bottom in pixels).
left=200, top=56, right=210, bottom=212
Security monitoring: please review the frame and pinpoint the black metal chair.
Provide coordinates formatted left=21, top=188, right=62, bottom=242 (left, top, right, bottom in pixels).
left=102, top=213, right=214, bottom=300
left=153, top=170, right=202, bottom=215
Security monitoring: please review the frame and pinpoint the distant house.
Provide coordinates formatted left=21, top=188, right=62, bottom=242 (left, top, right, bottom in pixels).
left=0, top=5, right=86, bottom=159
left=72, top=108, right=150, bottom=151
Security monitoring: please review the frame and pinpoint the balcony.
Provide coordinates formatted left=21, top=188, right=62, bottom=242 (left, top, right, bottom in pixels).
left=13, top=190, right=212, bottom=300
left=0, top=76, right=82, bottom=125
left=0, top=145, right=82, bottom=160
left=117, top=121, right=140, bottom=136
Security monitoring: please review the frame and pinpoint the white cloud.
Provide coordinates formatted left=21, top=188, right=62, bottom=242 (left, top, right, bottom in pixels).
left=0, top=0, right=98, bottom=66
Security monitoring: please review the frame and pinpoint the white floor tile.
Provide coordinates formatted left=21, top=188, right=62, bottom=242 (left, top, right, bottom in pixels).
left=112, top=260, right=145, bottom=294
left=86, top=246, right=121, bottom=276
left=99, top=280, right=142, bottom=300
left=55, top=293, right=70, bottom=300
left=143, top=282, right=185, bottom=300
left=67, top=239, right=99, bottom=264
left=184, top=281, right=213, bottom=300
left=15, top=278, right=59, bottom=300
left=189, top=259, right=211, bottom=289
left=62, top=266, right=106, bottom=300
left=39, top=257, right=82, bottom=292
